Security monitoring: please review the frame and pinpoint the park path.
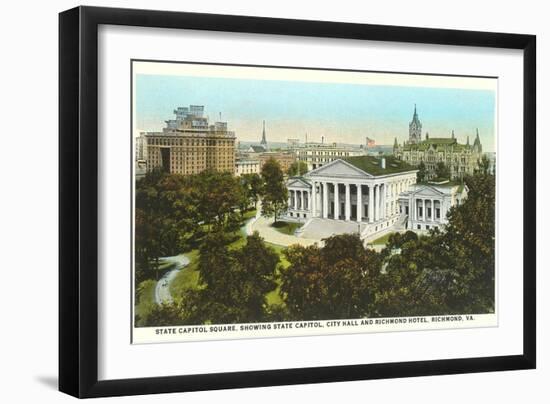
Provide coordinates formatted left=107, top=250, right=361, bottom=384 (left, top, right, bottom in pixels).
left=154, top=254, right=190, bottom=304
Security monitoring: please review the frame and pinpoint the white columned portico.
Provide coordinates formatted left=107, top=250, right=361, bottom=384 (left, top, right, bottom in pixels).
left=357, top=184, right=362, bottom=222
left=368, top=184, right=374, bottom=223
left=345, top=183, right=351, bottom=221
left=322, top=182, right=328, bottom=219
left=334, top=183, right=340, bottom=220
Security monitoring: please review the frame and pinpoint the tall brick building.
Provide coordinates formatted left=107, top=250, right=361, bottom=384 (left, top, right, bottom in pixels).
left=144, top=105, right=236, bottom=175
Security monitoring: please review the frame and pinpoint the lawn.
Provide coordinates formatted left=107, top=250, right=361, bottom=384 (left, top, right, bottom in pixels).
left=271, top=221, right=302, bottom=235
left=169, top=249, right=201, bottom=298
left=135, top=279, right=156, bottom=326
left=368, top=232, right=395, bottom=246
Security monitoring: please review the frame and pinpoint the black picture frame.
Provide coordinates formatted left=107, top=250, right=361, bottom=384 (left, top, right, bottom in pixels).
left=59, top=5, right=536, bottom=398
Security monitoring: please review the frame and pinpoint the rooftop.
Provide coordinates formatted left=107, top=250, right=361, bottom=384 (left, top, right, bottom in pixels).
left=343, top=155, right=417, bottom=176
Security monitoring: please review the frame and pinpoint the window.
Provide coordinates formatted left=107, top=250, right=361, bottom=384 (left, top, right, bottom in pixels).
left=417, top=225, right=421, bottom=230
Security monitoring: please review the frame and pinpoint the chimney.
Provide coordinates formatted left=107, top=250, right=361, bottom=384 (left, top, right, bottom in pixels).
left=381, top=157, right=386, bottom=169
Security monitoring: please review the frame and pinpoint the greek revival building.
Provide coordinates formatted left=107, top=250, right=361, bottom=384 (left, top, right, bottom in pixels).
left=398, top=182, right=468, bottom=232
left=285, top=156, right=418, bottom=239
left=285, top=155, right=469, bottom=240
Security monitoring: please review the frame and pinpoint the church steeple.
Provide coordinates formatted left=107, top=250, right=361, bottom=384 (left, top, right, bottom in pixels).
left=473, top=128, right=482, bottom=152
left=260, top=120, right=267, bottom=149
left=408, top=104, right=422, bottom=144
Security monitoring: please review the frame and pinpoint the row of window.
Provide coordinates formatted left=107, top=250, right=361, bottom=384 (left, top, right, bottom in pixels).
left=148, top=138, right=234, bottom=147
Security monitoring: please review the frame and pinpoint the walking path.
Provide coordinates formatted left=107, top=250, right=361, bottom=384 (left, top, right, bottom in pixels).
left=154, top=254, right=190, bottom=304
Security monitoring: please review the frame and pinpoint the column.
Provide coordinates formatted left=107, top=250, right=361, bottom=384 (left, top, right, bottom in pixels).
left=322, top=182, right=328, bottom=219
left=422, top=199, right=428, bottom=221
left=334, top=183, right=340, bottom=220
left=345, top=183, right=351, bottom=221
left=311, top=182, right=316, bottom=217
left=292, top=190, right=297, bottom=210
left=381, top=184, right=388, bottom=219
left=357, top=184, right=362, bottom=222
left=368, top=184, right=374, bottom=223
left=288, top=192, right=292, bottom=210
left=430, top=199, right=434, bottom=221
left=375, top=184, right=380, bottom=221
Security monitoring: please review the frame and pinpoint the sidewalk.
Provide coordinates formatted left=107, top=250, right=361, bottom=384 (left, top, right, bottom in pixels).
left=248, top=214, right=321, bottom=247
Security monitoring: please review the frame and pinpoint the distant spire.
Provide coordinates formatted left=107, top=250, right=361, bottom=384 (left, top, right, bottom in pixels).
left=393, top=137, right=399, bottom=148
left=474, top=128, right=482, bottom=151
left=451, top=130, right=455, bottom=139
left=466, top=135, right=470, bottom=146
left=412, top=104, right=419, bottom=122
left=426, top=132, right=429, bottom=140
left=260, top=120, right=267, bottom=148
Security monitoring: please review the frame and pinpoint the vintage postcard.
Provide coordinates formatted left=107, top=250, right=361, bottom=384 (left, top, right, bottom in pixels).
left=131, top=60, right=497, bottom=343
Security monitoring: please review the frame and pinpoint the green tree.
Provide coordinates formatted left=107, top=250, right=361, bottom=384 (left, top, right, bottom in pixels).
left=240, top=173, right=263, bottom=210
left=372, top=168, right=496, bottom=317
left=373, top=231, right=454, bottom=317
left=261, top=158, right=288, bottom=223
left=183, top=231, right=279, bottom=324
left=192, top=170, right=247, bottom=232
left=435, top=161, right=451, bottom=180
left=287, top=161, right=309, bottom=177
left=440, top=169, right=495, bottom=313
left=417, top=161, right=427, bottom=182
left=231, top=232, right=280, bottom=321
left=135, top=170, right=197, bottom=281
left=281, top=233, right=380, bottom=320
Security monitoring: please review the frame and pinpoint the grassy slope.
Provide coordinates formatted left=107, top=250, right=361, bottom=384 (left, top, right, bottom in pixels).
left=368, top=232, right=395, bottom=246
left=271, top=221, right=302, bottom=235
left=135, top=279, right=156, bottom=326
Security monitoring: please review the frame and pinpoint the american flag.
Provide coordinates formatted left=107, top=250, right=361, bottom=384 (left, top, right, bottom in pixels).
left=366, top=137, right=376, bottom=147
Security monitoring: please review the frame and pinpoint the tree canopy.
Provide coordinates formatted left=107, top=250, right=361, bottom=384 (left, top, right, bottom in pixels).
left=287, top=161, right=309, bottom=177
left=260, top=158, right=288, bottom=223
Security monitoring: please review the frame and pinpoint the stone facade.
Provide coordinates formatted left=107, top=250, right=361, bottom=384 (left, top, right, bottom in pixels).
left=393, top=107, right=483, bottom=180
left=398, top=182, right=468, bottom=232
left=284, top=156, right=418, bottom=239
left=296, top=143, right=364, bottom=171
left=259, top=151, right=296, bottom=173
left=144, top=105, right=236, bottom=175
left=235, top=159, right=260, bottom=176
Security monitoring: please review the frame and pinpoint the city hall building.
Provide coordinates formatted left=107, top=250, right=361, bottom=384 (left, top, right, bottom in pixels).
left=393, top=106, right=484, bottom=180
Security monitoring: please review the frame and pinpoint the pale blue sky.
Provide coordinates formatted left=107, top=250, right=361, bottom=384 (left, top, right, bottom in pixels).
left=136, top=73, right=496, bottom=152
